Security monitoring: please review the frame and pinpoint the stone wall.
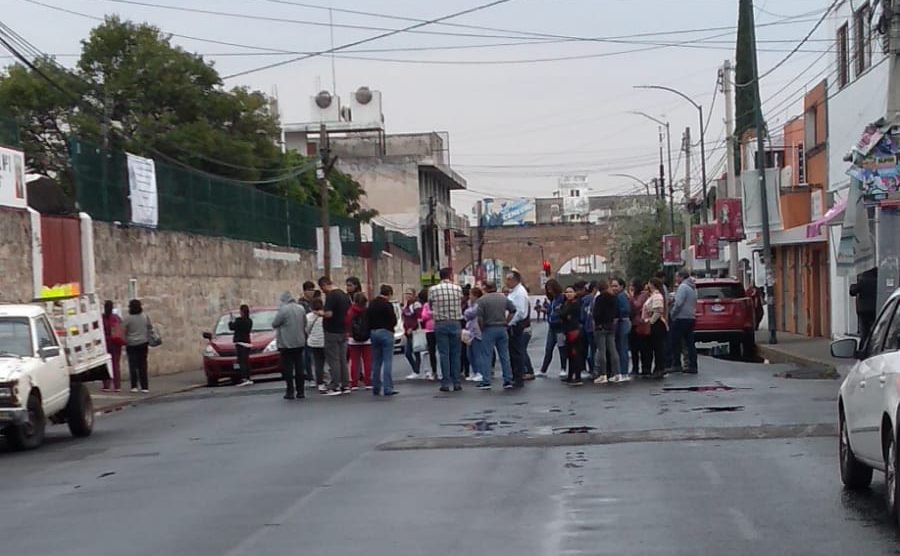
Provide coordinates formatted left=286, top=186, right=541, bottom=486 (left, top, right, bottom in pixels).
left=92, top=222, right=418, bottom=376
left=0, top=207, right=34, bottom=304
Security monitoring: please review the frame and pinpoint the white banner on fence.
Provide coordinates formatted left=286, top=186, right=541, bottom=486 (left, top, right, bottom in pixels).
left=316, top=226, right=343, bottom=269
left=0, top=146, right=27, bottom=209
left=126, top=152, right=158, bottom=228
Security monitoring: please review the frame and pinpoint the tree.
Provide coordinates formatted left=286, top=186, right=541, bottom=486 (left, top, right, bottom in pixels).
left=0, top=17, right=374, bottom=219
left=734, top=0, right=762, bottom=174
left=609, top=199, right=685, bottom=281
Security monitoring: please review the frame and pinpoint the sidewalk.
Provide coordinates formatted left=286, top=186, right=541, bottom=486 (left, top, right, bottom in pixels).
left=87, top=369, right=208, bottom=413
left=754, top=330, right=847, bottom=377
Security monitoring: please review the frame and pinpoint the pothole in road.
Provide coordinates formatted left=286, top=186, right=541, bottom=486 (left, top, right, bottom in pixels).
left=662, top=382, right=740, bottom=393
left=691, top=405, right=745, bottom=413
left=773, top=366, right=840, bottom=380
left=553, top=426, right=597, bottom=435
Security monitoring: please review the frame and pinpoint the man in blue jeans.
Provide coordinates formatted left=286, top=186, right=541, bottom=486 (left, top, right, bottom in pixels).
left=428, top=268, right=464, bottom=392
left=476, top=281, right=516, bottom=389
left=668, top=269, right=698, bottom=374
left=611, top=277, right=632, bottom=381
left=367, top=284, right=399, bottom=396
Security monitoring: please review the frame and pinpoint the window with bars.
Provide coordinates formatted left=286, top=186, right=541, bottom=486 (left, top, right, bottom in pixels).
left=837, top=23, right=850, bottom=89
left=854, top=3, right=872, bottom=77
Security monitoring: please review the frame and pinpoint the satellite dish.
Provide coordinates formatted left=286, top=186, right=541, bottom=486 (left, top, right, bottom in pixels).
left=315, top=90, right=333, bottom=109
left=355, top=86, right=373, bottom=105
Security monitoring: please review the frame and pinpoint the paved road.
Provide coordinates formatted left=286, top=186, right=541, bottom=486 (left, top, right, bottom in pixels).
left=2, top=324, right=897, bottom=555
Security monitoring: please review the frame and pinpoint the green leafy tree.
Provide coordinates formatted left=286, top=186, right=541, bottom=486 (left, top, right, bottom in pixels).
left=0, top=17, right=374, bottom=219
left=609, top=199, right=685, bottom=281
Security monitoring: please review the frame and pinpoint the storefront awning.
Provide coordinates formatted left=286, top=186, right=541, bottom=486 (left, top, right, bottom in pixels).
left=748, top=223, right=827, bottom=247
left=806, top=198, right=847, bottom=238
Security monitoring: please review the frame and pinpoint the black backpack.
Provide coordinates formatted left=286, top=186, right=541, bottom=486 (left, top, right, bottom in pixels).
left=351, top=311, right=370, bottom=342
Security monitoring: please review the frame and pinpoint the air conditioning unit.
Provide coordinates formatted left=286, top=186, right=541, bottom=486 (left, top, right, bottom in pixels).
left=348, top=86, right=384, bottom=127
left=309, top=90, right=341, bottom=122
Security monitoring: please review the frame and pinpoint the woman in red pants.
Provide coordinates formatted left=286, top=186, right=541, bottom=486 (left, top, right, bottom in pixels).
left=346, top=292, right=372, bottom=391
left=101, top=300, right=125, bottom=392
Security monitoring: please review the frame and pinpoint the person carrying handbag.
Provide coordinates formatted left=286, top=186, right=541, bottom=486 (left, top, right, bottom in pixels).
left=123, top=299, right=154, bottom=393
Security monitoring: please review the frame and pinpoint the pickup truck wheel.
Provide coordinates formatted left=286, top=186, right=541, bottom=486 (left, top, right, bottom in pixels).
left=66, top=383, right=94, bottom=438
left=206, top=376, right=219, bottom=387
left=840, top=410, right=872, bottom=489
left=4, top=391, right=46, bottom=450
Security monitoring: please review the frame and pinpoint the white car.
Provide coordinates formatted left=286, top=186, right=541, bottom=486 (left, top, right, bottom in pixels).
left=833, top=287, right=900, bottom=524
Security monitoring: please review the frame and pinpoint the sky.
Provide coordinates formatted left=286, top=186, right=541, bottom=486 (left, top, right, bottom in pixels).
left=4, top=0, right=834, bottom=218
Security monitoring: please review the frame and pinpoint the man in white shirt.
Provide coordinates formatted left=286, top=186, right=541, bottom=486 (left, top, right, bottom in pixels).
left=505, top=270, right=530, bottom=387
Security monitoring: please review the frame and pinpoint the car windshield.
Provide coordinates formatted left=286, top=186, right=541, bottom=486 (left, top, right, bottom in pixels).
left=214, top=310, right=278, bottom=336
left=0, top=317, right=32, bottom=357
left=697, top=284, right=744, bottom=300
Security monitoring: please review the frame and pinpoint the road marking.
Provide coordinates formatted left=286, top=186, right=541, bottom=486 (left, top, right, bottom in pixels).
left=701, top=461, right=723, bottom=485
left=728, top=507, right=760, bottom=541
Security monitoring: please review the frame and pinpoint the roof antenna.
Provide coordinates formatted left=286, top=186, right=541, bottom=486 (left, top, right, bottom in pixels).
left=329, top=7, right=337, bottom=97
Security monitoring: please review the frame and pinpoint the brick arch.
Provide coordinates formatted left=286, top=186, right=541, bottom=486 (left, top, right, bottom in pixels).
left=454, top=223, right=613, bottom=291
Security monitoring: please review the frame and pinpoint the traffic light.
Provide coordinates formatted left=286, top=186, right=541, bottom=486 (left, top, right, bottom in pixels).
left=542, top=260, right=551, bottom=276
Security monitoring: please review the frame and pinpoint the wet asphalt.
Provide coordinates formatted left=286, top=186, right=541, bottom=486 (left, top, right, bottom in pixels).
left=1, top=323, right=898, bottom=556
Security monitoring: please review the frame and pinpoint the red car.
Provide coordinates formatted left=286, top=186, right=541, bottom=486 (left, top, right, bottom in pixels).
left=692, top=278, right=761, bottom=359
left=202, top=308, right=282, bottom=386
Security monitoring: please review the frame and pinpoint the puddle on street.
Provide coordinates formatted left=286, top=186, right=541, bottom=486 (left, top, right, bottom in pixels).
left=553, top=426, right=597, bottom=435
left=663, top=382, right=738, bottom=393
left=691, top=405, right=745, bottom=413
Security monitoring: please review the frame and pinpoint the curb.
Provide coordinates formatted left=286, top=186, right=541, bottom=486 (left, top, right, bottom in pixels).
left=94, top=383, right=208, bottom=415
left=756, top=344, right=838, bottom=375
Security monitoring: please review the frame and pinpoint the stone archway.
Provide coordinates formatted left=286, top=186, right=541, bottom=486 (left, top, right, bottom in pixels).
left=454, top=223, right=613, bottom=291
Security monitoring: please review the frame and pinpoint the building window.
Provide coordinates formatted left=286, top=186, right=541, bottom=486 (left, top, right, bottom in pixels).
left=837, top=23, right=850, bottom=88
left=854, top=3, right=872, bottom=76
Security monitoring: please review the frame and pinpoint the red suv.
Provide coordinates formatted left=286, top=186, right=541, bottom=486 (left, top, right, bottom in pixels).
left=692, top=278, right=761, bottom=358
left=201, top=308, right=282, bottom=386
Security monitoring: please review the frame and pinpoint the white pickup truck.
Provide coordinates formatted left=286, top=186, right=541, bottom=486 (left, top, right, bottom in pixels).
left=0, top=294, right=111, bottom=450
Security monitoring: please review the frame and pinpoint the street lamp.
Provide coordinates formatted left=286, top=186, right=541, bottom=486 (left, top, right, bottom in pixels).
left=526, top=240, right=546, bottom=264
left=628, top=111, right=676, bottom=234
left=609, top=173, right=652, bottom=197
left=635, top=84, right=710, bottom=273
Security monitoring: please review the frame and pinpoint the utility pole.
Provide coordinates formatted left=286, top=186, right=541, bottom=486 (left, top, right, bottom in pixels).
left=665, top=123, right=675, bottom=234
left=722, top=59, right=741, bottom=280
left=747, top=5, right=777, bottom=345
left=657, top=125, right=665, bottom=223
left=683, top=127, right=693, bottom=270
left=318, top=123, right=332, bottom=279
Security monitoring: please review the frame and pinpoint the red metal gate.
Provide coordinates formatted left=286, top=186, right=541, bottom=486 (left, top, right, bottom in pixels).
left=40, top=215, right=81, bottom=289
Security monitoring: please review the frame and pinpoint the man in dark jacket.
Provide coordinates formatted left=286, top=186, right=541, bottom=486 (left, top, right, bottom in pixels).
left=850, top=267, right=878, bottom=340
left=592, top=281, right=619, bottom=384
left=228, top=304, right=254, bottom=387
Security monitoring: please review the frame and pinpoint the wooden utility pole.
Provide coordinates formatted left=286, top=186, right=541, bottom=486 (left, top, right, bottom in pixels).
left=318, top=123, right=332, bottom=278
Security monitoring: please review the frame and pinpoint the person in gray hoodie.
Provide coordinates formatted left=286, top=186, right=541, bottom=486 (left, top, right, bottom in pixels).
left=668, top=270, right=698, bottom=374
left=272, top=291, right=307, bottom=399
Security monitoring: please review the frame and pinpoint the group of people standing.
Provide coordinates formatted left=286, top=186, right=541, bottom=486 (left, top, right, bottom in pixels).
left=264, top=277, right=400, bottom=399
left=540, top=269, right=699, bottom=385
left=101, top=298, right=160, bottom=393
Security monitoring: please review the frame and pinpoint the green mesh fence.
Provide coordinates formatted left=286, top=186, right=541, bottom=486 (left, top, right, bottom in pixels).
left=0, top=112, right=21, bottom=148
left=71, top=139, right=359, bottom=252
left=386, top=230, right=419, bottom=260
left=371, top=223, right=386, bottom=257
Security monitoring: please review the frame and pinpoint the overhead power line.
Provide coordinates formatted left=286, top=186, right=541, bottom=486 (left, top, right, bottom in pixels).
left=222, top=0, right=516, bottom=79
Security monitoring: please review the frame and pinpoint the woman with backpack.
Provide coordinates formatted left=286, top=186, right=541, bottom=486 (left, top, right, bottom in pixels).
left=347, top=292, right=372, bottom=390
